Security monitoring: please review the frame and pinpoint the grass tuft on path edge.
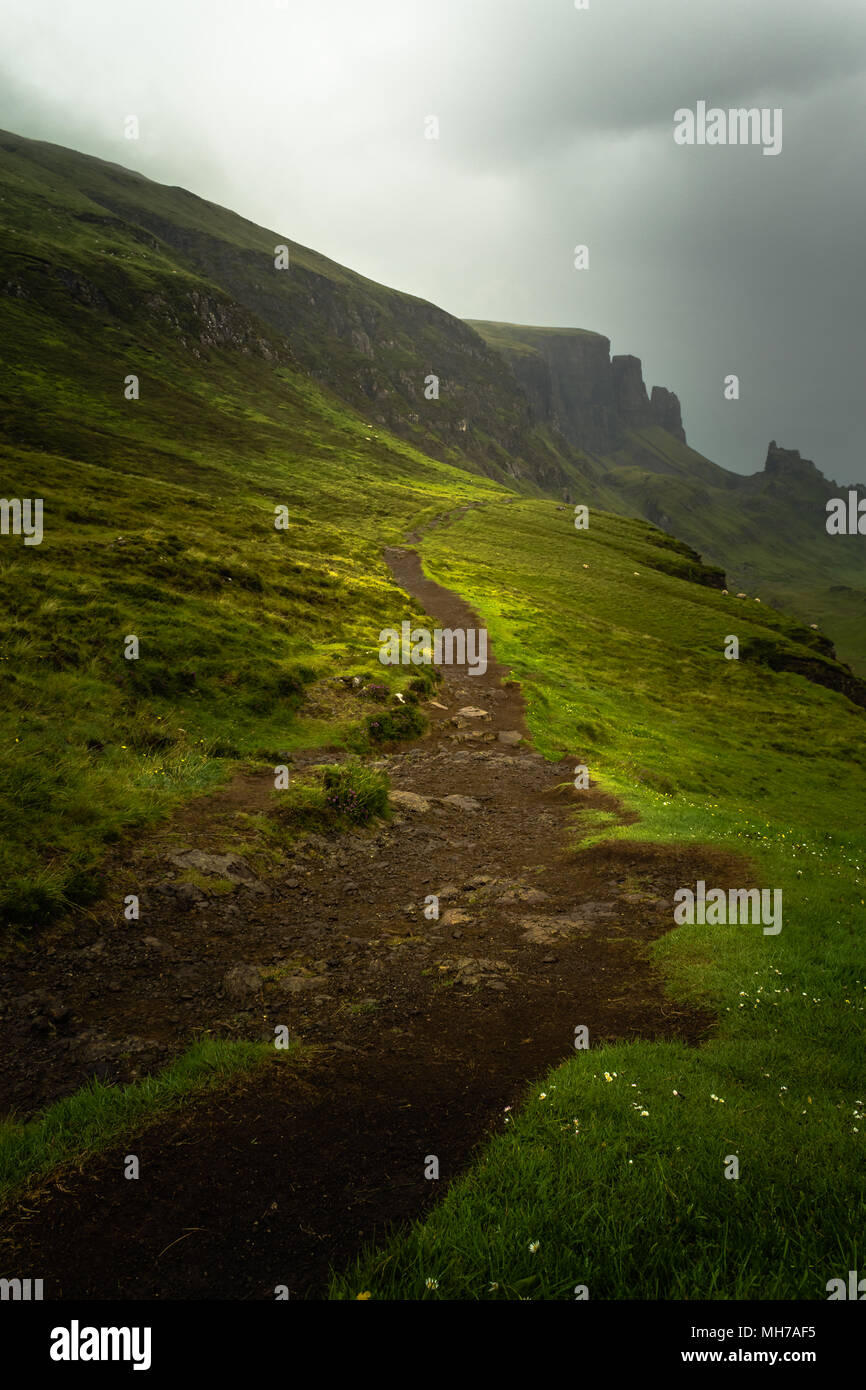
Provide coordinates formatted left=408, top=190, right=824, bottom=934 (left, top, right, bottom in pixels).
left=0, top=1037, right=304, bottom=1207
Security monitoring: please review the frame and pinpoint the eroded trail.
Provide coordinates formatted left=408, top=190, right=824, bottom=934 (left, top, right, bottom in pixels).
left=0, top=549, right=743, bottom=1299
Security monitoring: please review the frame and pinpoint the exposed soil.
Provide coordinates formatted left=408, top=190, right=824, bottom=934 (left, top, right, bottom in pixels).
left=0, top=546, right=749, bottom=1299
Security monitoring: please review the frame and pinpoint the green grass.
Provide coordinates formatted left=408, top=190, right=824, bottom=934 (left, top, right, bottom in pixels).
left=270, top=760, right=391, bottom=833
left=0, top=182, right=505, bottom=930
left=329, top=498, right=866, bottom=1300
left=363, top=702, right=427, bottom=745
left=0, top=1038, right=304, bottom=1205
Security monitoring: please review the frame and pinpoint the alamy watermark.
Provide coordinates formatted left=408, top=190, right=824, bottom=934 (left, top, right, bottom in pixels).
left=674, top=102, right=782, bottom=157
left=0, top=1277, right=43, bottom=1300
left=826, top=491, right=866, bottom=535
left=49, top=1321, right=151, bottom=1370
left=826, top=1270, right=866, bottom=1300
left=0, top=498, right=43, bottom=545
left=379, top=621, right=488, bottom=676
left=674, top=880, right=782, bottom=935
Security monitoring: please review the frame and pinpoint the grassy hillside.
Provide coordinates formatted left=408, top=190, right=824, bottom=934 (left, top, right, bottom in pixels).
left=606, top=427, right=866, bottom=661
left=455, top=320, right=866, bottom=682
left=0, top=130, right=603, bottom=498
left=0, top=140, right=515, bottom=927
left=468, top=319, right=866, bottom=674
left=332, top=498, right=866, bottom=1299
left=4, top=126, right=861, bottom=679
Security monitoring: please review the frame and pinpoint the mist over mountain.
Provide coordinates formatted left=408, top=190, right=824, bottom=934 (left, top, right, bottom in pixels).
left=2, top=0, right=865, bottom=486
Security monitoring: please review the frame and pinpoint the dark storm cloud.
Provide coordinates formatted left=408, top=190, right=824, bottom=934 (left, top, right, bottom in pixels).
left=1, top=0, right=864, bottom=479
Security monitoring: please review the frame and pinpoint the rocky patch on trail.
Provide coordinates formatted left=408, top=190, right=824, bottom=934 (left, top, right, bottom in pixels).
left=388, top=790, right=433, bottom=814
left=437, top=956, right=514, bottom=990
left=518, top=913, right=598, bottom=945
left=499, top=885, right=551, bottom=905
left=439, top=794, right=483, bottom=812
left=222, top=964, right=264, bottom=1001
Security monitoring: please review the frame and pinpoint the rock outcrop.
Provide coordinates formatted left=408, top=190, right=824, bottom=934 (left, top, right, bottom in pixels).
left=650, top=386, right=686, bottom=443
left=465, top=322, right=686, bottom=455
left=763, top=440, right=833, bottom=494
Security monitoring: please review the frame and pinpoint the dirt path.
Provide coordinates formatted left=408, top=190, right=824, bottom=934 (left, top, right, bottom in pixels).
left=0, top=547, right=745, bottom=1299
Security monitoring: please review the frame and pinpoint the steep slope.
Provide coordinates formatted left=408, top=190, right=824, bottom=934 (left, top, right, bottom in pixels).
left=3, top=121, right=858, bottom=932
left=0, top=131, right=517, bottom=925
left=0, top=130, right=602, bottom=498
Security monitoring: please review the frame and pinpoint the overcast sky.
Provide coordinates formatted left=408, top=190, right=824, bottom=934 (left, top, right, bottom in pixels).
left=2, top=0, right=865, bottom=481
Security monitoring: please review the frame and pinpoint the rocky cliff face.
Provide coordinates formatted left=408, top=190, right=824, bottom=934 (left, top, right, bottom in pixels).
left=465, top=322, right=685, bottom=455
left=649, top=386, right=686, bottom=443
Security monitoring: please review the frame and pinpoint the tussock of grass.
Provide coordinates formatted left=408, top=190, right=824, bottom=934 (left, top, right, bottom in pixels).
left=365, top=704, right=427, bottom=745
left=271, top=761, right=391, bottom=833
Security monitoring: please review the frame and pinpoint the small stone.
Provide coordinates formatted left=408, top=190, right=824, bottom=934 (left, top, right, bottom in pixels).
left=223, top=964, right=263, bottom=1000
left=388, top=790, right=432, bottom=814
left=500, top=887, right=550, bottom=905
left=170, top=850, right=257, bottom=884
left=441, top=909, right=471, bottom=927
left=277, top=974, right=327, bottom=995
left=436, top=884, right=460, bottom=900
left=518, top=915, right=593, bottom=945
left=440, top=794, right=482, bottom=812
left=162, top=881, right=207, bottom=910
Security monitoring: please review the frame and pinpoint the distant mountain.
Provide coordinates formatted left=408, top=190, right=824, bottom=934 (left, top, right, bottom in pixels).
left=465, top=320, right=686, bottom=454
left=0, top=129, right=863, bottom=669
left=466, top=320, right=866, bottom=670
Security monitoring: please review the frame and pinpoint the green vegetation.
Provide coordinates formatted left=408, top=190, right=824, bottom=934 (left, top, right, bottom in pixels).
left=331, top=498, right=866, bottom=1299
left=0, top=1038, right=303, bottom=1204
left=364, top=702, right=427, bottom=745
left=468, top=322, right=866, bottom=677
left=0, top=138, right=509, bottom=930
left=271, top=761, right=391, bottom=833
